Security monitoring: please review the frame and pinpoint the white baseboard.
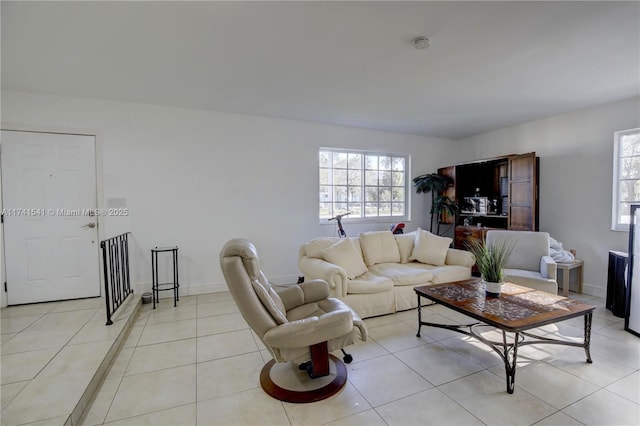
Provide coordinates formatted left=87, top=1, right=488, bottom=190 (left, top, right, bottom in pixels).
left=581, top=282, right=606, bottom=298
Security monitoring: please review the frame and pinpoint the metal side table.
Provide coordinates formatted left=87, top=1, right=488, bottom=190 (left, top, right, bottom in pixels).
left=151, top=246, right=179, bottom=308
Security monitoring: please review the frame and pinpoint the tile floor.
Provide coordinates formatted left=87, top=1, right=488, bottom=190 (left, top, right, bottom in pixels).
left=3, top=291, right=640, bottom=426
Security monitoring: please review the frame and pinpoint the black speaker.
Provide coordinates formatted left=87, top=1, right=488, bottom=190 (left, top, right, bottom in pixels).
left=607, top=251, right=628, bottom=318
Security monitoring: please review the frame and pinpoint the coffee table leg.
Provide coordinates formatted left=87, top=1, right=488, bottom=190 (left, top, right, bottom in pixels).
left=416, top=293, right=422, bottom=338
left=502, top=330, right=519, bottom=394
left=584, top=312, right=593, bottom=363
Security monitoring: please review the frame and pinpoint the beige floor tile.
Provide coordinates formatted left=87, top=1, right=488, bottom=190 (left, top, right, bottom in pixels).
left=283, top=382, right=371, bottom=426
left=196, top=312, right=248, bottom=337
left=347, top=354, right=431, bottom=407
left=606, top=371, right=640, bottom=404
left=106, top=364, right=196, bottom=422
left=38, top=341, right=113, bottom=378
left=1, top=303, right=52, bottom=318
left=363, top=313, right=401, bottom=329
left=105, top=403, right=196, bottom=426
left=196, top=352, right=263, bottom=401
left=196, top=329, right=258, bottom=362
left=1, top=314, right=41, bottom=334
left=121, top=325, right=144, bottom=349
left=78, top=377, right=121, bottom=426
left=196, top=300, right=239, bottom=318
left=488, top=361, right=599, bottom=409
left=533, top=412, right=584, bottom=426
left=106, top=347, right=135, bottom=379
left=147, top=304, right=198, bottom=325
left=69, top=320, right=126, bottom=345
left=438, top=334, right=503, bottom=368
left=412, top=313, right=464, bottom=341
left=0, top=327, right=77, bottom=354
left=126, top=338, right=196, bottom=376
left=368, top=321, right=430, bottom=353
left=176, top=295, right=198, bottom=306
left=551, top=351, right=636, bottom=387
left=323, top=409, right=387, bottom=426
left=137, top=318, right=197, bottom=346
left=590, top=332, right=640, bottom=370
left=196, top=388, right=289, bottom=426
left=395, top=341, right=484, bottom=386
left=196, top=292, right=233, bottom=305
left=562, top=389, right=640, bottom=426
left=331, top=338, right=389, bottom=364
left=439, top=370, right=556, bottom=425
left=1, top=332, right=17, bottom=345
left=24, top=309, right=96, bottom=332
left=0, top=348, right=59, bottom=384
left=376, top=388, right=483, bottom=426
left=1, top=381, right=28, bottom=410
left=49, top=297, right=104, bottom=313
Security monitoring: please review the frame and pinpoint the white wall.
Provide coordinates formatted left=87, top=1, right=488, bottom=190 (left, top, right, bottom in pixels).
left=1, top=90, right=456, bottom=299
left=458, top=97, right=640, bottom=296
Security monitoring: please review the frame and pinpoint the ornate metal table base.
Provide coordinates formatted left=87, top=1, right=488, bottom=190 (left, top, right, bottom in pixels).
left=417, top=300, right=593, bottom=394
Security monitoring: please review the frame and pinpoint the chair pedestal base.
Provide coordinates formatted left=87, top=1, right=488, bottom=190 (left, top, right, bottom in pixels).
left=259, top=354, right=347, bottom=403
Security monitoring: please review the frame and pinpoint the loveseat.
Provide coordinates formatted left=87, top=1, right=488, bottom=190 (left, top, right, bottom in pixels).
left=298, top=229, right=475, bottom=318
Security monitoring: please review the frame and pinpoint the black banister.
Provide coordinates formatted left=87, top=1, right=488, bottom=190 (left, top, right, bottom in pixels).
left=100, top=232, right=132, bottom=325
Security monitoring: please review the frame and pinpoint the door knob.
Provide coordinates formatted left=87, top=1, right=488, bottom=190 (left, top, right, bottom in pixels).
left=82, top=222, right=96, bottom=229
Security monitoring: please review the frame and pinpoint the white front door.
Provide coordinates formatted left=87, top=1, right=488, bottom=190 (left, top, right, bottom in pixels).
left=1, top=130, right=100, bottom=304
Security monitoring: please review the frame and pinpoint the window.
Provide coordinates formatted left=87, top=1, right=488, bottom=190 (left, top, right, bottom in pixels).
left=613, top=128, right=640, bottom=231
left=319, top=148, right=409, bottom=221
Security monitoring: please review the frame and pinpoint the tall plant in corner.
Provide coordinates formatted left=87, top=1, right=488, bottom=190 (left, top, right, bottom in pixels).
left=412, top=173, right=452, bottom=233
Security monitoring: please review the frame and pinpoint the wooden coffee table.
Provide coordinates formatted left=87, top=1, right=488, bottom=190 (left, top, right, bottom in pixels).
left=414, top=278, right=595, bottom=394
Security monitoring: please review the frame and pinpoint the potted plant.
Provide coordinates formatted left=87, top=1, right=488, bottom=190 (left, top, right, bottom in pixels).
left=466, top=237, right=516, bottom=297
left=412, top=173, right=452, bottom=234
left=432, top=195, right=459, bottom=236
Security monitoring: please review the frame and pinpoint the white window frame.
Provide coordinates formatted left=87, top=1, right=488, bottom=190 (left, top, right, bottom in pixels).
left=319, top=148, right=410, bottom=223
left=612, top=128, right=640, bottom=231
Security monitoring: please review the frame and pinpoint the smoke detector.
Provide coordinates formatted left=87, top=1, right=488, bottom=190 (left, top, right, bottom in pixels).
left=411, top=36, right=430, bottom=50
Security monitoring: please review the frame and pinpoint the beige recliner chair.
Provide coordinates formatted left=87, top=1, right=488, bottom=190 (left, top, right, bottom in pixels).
left=219, top=238, right=367, bottom=403
left=485, top=230, right=558, bottom=294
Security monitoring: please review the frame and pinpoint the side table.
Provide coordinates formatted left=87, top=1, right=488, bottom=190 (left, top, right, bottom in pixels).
left=151, top=246, right=179, bottom=308
left=557, top=259, right=583, bottom=297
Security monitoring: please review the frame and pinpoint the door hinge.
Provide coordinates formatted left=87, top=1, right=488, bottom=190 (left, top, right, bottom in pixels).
left=1, top=213, right=3, bottom=224
left=4, top=282, right=7, bottom=292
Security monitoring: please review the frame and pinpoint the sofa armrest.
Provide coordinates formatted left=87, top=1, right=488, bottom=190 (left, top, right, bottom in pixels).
left=445, top=248, right=476, bottom=268
left=298, top=256, right=348, bottom=297
left=540, top=255, right=557, bottom=280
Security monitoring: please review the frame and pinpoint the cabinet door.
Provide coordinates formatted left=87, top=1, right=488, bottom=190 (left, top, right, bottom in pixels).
left=508, top=152, right=538, bottom=230
left=438, top=165, right=456, bottom=225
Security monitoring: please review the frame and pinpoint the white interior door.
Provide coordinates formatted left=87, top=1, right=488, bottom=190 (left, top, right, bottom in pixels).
left=1, top=130, right=100, bottom=304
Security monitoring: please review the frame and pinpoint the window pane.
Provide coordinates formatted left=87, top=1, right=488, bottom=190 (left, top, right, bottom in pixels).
left=392, top=187, right=405, bottom=202
left=365, top=170, right=378, bottom=185
left=348, top=187, right=362, bottom=202
left=392, top=171, right=404, bottom=186
left=392, top=157, right=405, bottom=171
left=379, top=203, right=391, bottom=216
left=348, top=204, right=362, bottom=217
left=320, top=185, right=331, bottom=202
left=319, top=151, right=331, bottom=167
left=620, top=179, right=640, bottom=202
left=319, top=203, right=332, bottom=219
left=365, top=187, right=378, bottom=202
left=319, top=168, right=330, bottom=185
left=380, top=187, right=392, bottom=202
left=365, top=203, right=378, bottom=217
left=333, top=169, right=347, bottom=185
left=365, top=155, right=378, bottom=170
left=349, top=170, right=362, bottom=186
left=334, top=186, right=347, bottom=202
left=392, top=202, right=404, bottom=215
left=621, top=134, right=640, bottom=157
left=621, top=158, right=640, bottom=179
left=379, top=156, right=391, bottom=170
left=333, top=152, right=347, bottom=168
left=380, top=171, right=392, bottom=186
left=348, top=153, right=362, bottom=169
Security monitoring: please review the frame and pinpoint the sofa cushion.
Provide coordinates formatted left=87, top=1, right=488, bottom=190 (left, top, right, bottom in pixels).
left=320, top=238, right=368, bottom=279
left=359, top=231, right=401, bottom=266
left=369, top=263, right=433, bottom=286
left=347, top=272, right=394, bottom=294
left=252, top=279, right=287, bottom=324
left=305, top=237, right=339, bottom=258
left=423, top=265, right=472, bottom=284
left=410, top=229, right=452, bottom=266
left=395, top=231, right=417, bottom=263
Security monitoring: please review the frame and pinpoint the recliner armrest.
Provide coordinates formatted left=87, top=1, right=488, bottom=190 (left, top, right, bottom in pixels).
left=540, top=255, right=557, bottom=280
left=263, top=309, right=354, bottom=348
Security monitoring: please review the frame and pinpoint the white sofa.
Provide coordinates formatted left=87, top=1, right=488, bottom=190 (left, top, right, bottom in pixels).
left=298, top=229, right=475, bottom=318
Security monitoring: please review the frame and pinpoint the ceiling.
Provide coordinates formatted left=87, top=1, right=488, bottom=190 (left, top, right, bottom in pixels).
left=2, top=1, right=639, bottom=140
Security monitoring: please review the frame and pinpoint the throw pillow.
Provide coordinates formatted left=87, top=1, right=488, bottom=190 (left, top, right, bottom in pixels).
left=359, top=231, right=401, bottom=266
left=305, top=237, right=339, bottom=258
left=252, top=279, right=287, bottom=324
left=320, top=238, right=368, bottom=279
left=410, top=228, right=452, bottom=266
left=395, top=231, right=417, bottom=263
